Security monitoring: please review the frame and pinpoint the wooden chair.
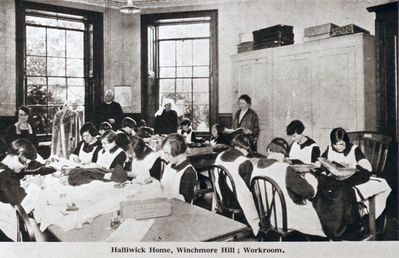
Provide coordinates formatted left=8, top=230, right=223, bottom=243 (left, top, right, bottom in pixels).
left=251, top=176, right=288, bottom=241
left=347, top=131, right=392, bottom=240
left=207, top=165, right=243, bottom=220
left=347, top=131, right=391, bottom=176
left=15, top=204, right=38, bottom=242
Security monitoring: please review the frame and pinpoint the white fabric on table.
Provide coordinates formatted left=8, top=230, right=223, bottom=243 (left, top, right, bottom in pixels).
left=21, top=175, right=165, bottom=232
left=353, top=176, right=391, bottom=218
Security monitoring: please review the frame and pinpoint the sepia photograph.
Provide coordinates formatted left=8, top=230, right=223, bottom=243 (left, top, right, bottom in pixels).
left=0, top=0, right=397, bottom=257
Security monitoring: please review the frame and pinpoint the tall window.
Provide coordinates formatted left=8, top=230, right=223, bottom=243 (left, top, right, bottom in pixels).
left=24, top=10, right=86, bottom=135
left=142, top=11, right=218, bottom=132
left=16, top=2, right=103, bottom=138
left=158, top=19, right=210, bottom=131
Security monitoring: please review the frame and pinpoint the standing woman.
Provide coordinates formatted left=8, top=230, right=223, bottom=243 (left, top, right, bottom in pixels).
left=230, top=94, right=260, bottom=151
left=154, top=99, right=179, bottom=135
left=5, top=106, right=38, bottom=148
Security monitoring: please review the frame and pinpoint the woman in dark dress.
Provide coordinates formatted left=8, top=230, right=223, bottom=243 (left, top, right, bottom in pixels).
left=226, top=95, right=260, bottom=152
left=154, top=99, right=179, bottom=135
left=4, top=106, right=38, bottom=148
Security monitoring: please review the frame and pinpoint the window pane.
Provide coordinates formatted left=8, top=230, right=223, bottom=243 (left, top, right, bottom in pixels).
left=67, top=78, right=84, bottom=86
left=30, top=105, right=48, bottom=135
left=47, top=28, right=65, bottom=57
left=66, top=58, right=84, bottom=77
left=159, top=23, right=210, bottom=39
left=159, top=67, right=175, bottom=78
left=176, top=66, right=192, bottom=78
left=27, top=76, right=46, bottom=85
left=59, top=20, right=85, bottom=30
left=27, top=85, right=47, bottom=105
left=177, top=92, right=192, bottom=105
left=193, top=79, right=209, bottom=92
left=26, top=56, right=46, bottom=76
left=26, top=26, right=46, bottom=56
left=193, top=92, right=209, bottom=104
left=193, top=39, right=209, bottom=65
left=159, top=79, right=175, bottom=92
left=68, top=86, right=85, bottom=105
left=159, top=92, right=176, bottom=106
left=176, top=79, right=191, bottom=93
left=193, top=104, right=209, bottom=131
left=159, top=41, right=175, bottom=66
left=48, top=85, right=66, bottom=104
left=48, top=77, right=66, bottom=86
left=47, top=57, right=66, bottom=76
left=176, top=40, right=192, bottom=66
left=66, top=31, right=84, bottom=58
left=193, top=66, right=209, bottom=77
left=26, top=15, right=57, bottom=27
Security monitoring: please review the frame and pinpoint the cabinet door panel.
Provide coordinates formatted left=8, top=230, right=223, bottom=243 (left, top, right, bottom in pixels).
left=273, top=54, right=313, bottom=143
left=316, top=47, right=356, bottom=148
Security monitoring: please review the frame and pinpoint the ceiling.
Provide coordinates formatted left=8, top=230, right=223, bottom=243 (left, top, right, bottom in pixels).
left=62, top=0, right=248, bottom=9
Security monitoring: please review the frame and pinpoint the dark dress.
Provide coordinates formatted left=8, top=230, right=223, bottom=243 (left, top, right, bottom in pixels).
left=154, top=110, right=178, bottom=135
left=95, top=101, right=124, bottom=130
left=4, top=124, right=38, bottom=148
left=232, top=108, right=260, bottom=151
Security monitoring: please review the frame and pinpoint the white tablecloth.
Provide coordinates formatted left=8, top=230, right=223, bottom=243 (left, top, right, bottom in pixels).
left=21, top=174, right=165, bottom=232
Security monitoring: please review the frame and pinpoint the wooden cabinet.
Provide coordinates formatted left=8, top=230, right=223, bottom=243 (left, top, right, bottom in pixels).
left=232, top=33, right=376, bottom=153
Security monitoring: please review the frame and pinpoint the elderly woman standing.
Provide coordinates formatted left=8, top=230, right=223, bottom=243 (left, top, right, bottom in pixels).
left=154, top=98, right=179, bottom=135
left=5, top=106, right=38, bottom=148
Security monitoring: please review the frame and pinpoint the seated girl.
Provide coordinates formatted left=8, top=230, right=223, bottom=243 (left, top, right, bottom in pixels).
left=98, top=121, right=112, bottom=138
left=118, top=117, right=137, bottom=137
left=0, top=138, right=45, bottom=241
left=5, top=106, right=38, bottom=148
left=92, top=131, right=127, bottom=170
left=214, top=134, right=259, bottom=235
left=127, top=136, right=162, bottom=182
left=251, top=138, right=325, bottom=238
left=178, top=118, right=198, bottom=145
left=208, top=123, right=232, bottom=151
left=286, top=120, right=320, bottom=164
left=160, top=133, right=197, bottom=203
left=321, top=127, right=372, bottom=172
left=69, top=122, right=102, bottom=164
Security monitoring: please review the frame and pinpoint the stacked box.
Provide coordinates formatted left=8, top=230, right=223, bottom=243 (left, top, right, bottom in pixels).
left=304, top=23, right=339, bottom=42
left=331, top=24, right=370, bottom=37
left=253, top=25, right=294, bottom=42
left=252, top=25, right=294, bottom=50
left=237, top=41, right=254, bottom=53
left=253, top=39, right=294, bottom=50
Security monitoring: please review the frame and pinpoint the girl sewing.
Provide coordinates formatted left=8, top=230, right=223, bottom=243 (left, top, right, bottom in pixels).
left=321, top=127, right=372, bottom=172
left=286, top=120, right=320, bottom=164
left=160, top=133, right=197, bottom=203
left=70, top=122, right=102, bottom=164
left=127, top=136, right=162, bottom=182
left=93, top=131, right=127, bottom=170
